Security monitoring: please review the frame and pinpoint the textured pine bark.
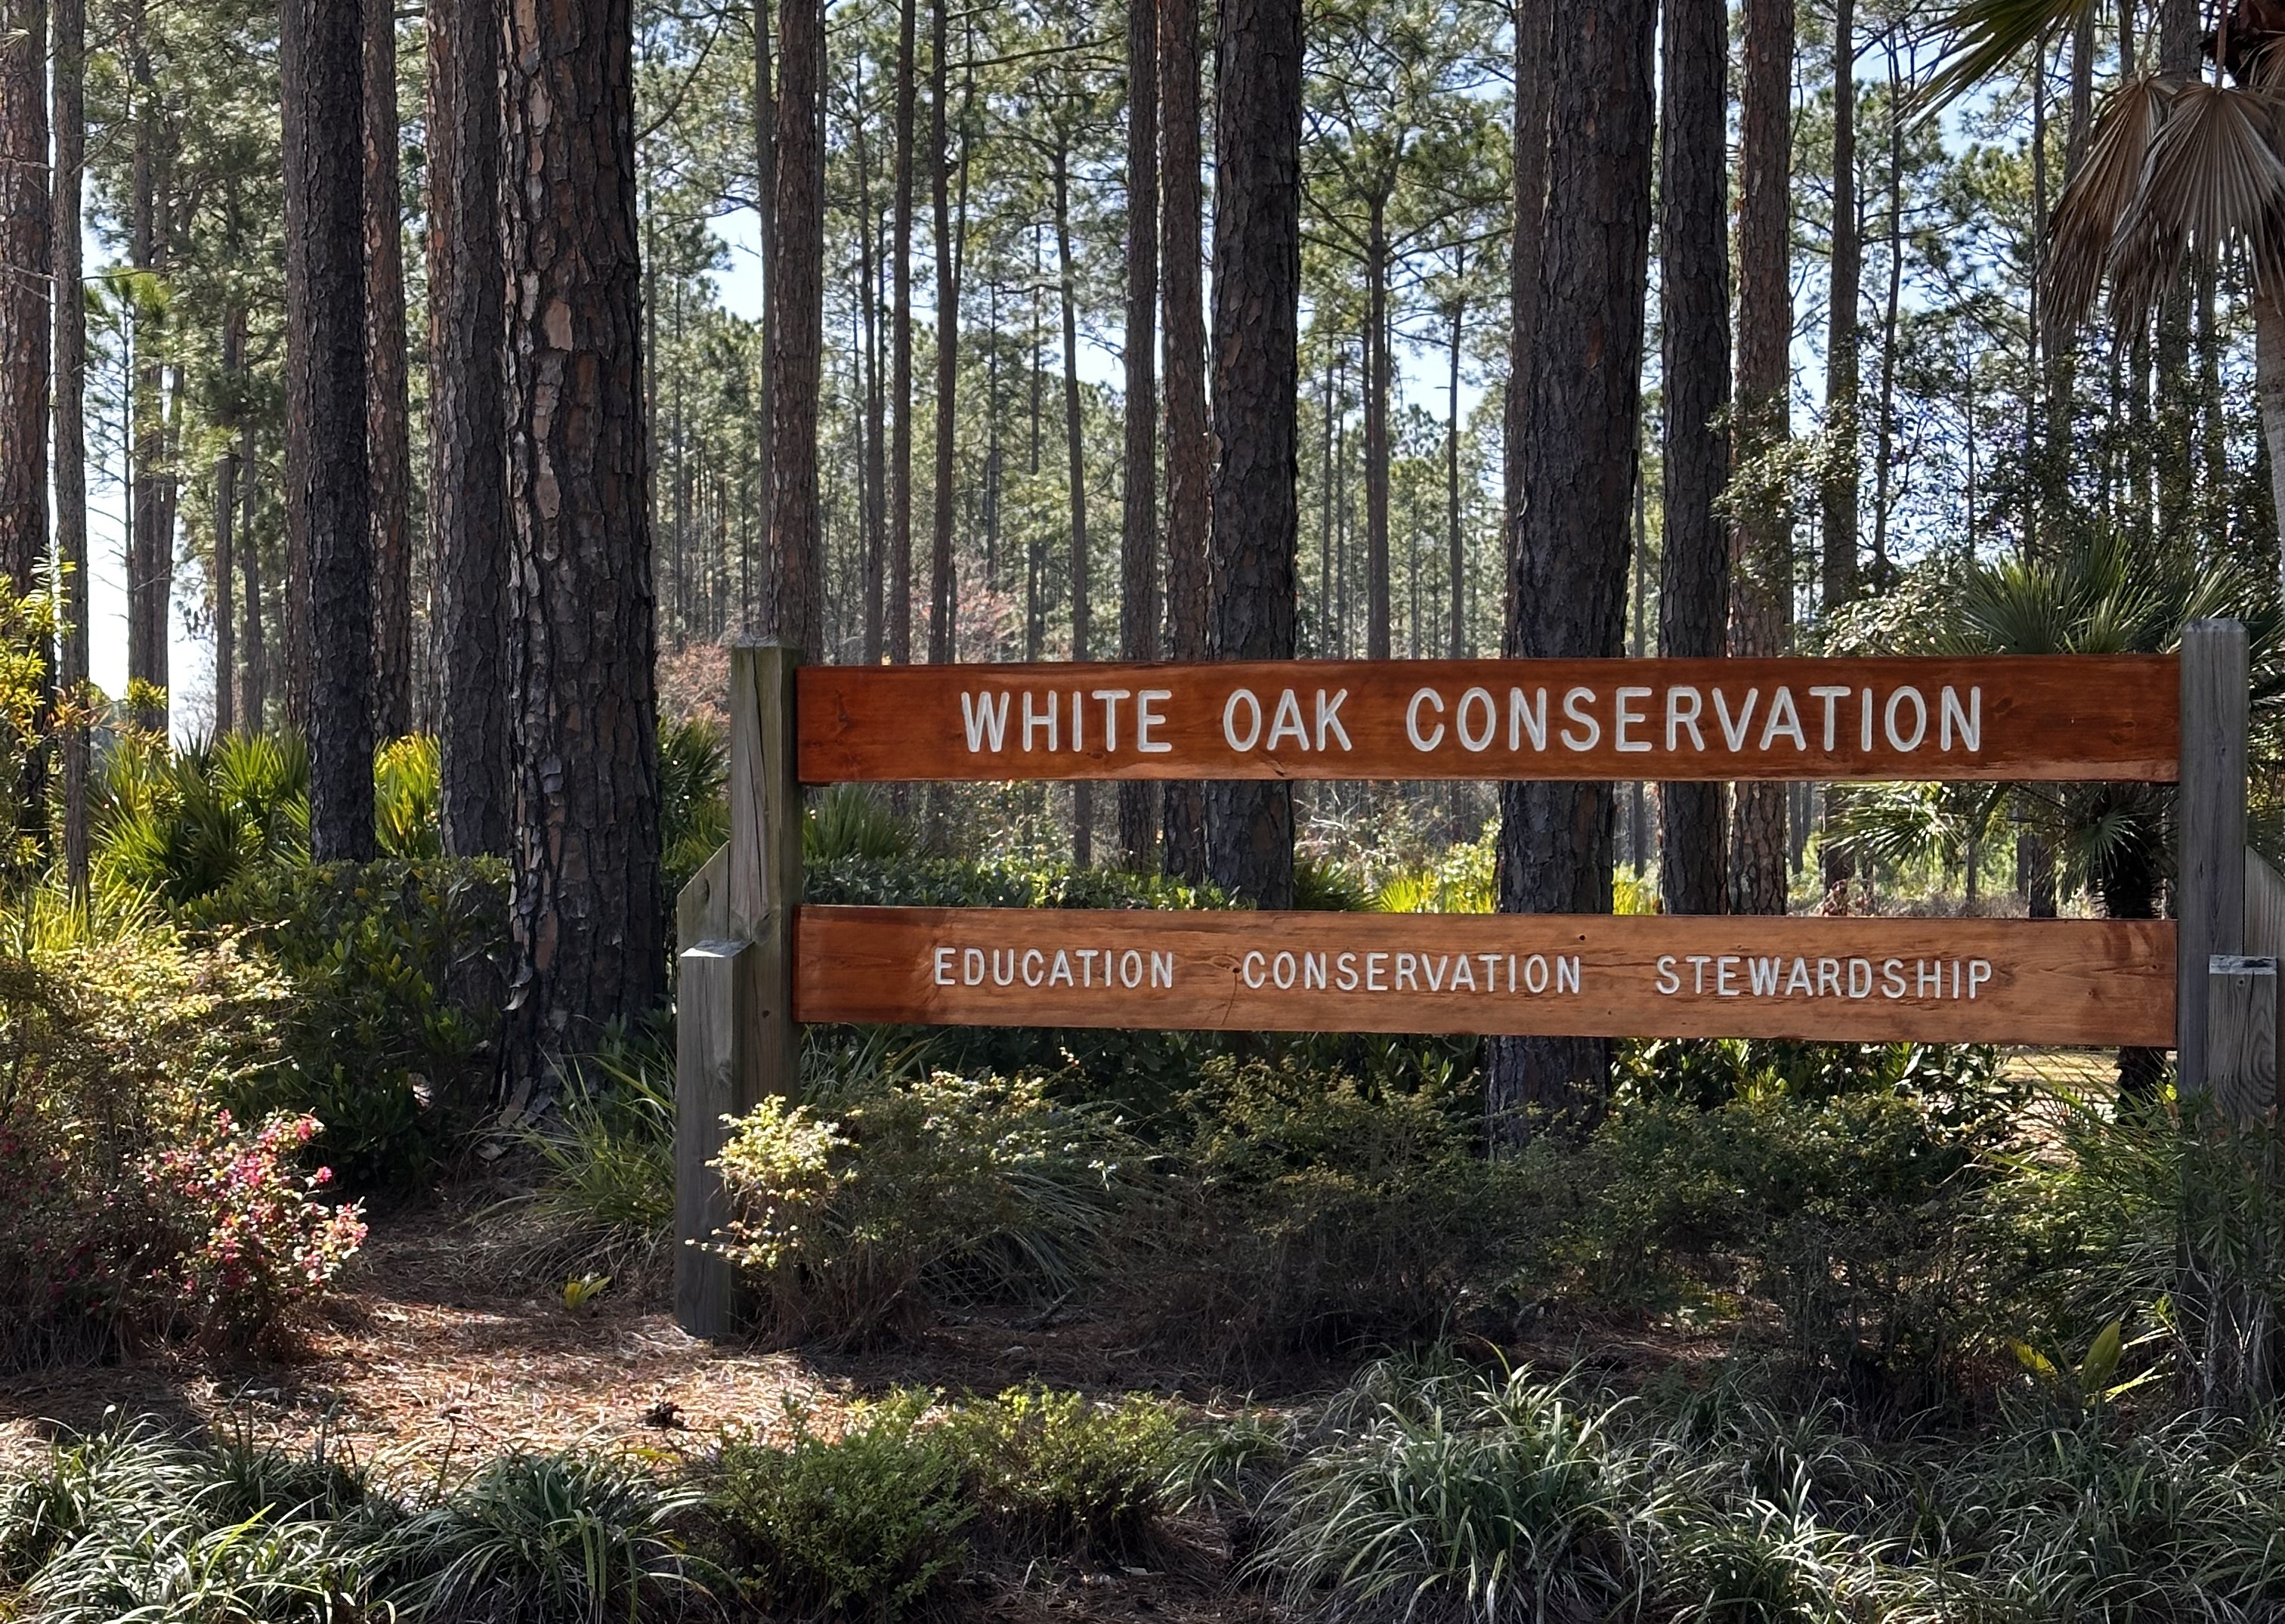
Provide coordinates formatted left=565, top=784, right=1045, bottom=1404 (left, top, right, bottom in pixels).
left=768, top=0, right=824, bottom=654
left=1727, top=0, right=1793, bottom=917
left=889, top=0, right=917, bottom=664
left=1486, top=0, right=1654, bottom=1140
left=285, top=0, right=375, bottom=861
left=1203, top=0, right=1300, bottom=908
left=425, top=0, right=510, bottom=856
left=0, top=0, right=49, bottom=602
left=54, top=0, right=87, bottom=891
left=1118, top=0, right=1161, bottom=869
left=1657, top=0, right=1730, bottom=919
left=366, top=0, right=413, bottom=741
left=1158, top=0, right=1208, bottom=885
left=501, top=0, right=665, bottom=1062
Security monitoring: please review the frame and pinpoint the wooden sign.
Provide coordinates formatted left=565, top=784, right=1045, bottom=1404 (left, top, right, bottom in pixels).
left=797, top=655, right=2181, bottom=785
left=795, top=905, right=2177, bottom=1047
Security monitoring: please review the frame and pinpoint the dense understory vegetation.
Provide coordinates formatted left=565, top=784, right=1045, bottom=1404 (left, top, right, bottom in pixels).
left=17, top=614, right=2285, bottom=1619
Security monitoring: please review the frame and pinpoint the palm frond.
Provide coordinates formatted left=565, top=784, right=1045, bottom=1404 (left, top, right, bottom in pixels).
left=1918, top=0, right=2106, bottom=119
left=2045, top=75, right=2178, bottom=335
left=2104, top=82, right=2285, bottom=332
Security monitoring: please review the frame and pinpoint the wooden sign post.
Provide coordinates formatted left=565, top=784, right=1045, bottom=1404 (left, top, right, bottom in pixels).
left=673, top=635, right=2254, bottom=1339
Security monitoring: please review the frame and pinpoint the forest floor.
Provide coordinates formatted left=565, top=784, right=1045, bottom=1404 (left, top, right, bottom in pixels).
left=0, top=1201, right=1314, bottom=1619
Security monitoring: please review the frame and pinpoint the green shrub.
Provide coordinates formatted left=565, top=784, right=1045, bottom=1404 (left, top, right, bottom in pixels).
left=1560, top=1084, right=2008, bottom=1400
left=711, top=1393, right=969, bottom=1619
left=1257, top=1360, right=1662, bottom=1623
left=1124, top=1054, right=1541, bottom=1366
left=711, top=1069, right=1131, bottom=1344
left=383, top=1450, right=703, bottom=1623
left=1997, top=1091, right=2285, bottom=1411
left=942, top=1385, right=1178, bottom=1561
left=186, top=858, right=510, bottom=1189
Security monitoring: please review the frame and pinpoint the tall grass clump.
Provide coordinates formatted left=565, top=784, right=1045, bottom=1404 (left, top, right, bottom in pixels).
left=382, top=1449, right=705, bottom=1622
left=1256, top=1358, right=1665, bottom=1623
left=5, top=1426, right=382, bottom=1624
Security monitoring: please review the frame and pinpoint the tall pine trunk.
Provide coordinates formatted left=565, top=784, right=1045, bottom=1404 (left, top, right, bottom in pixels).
left=426, top=0, right=510, bottom=855
left=889, top=0, right=917, bottom=664
left=1159, top=0, right=1209, bottom=883
left=366, top=0, right=413, bottom=741
left=768, top=0, right=824, bottom=653
left=1204, top=0, right=1301, bottom=908
left=1486, top=0, right=1655, bottom=1140
left=214, top=306, right=244, bottom=737
left=1818, top=0, right=1857, bottom=910
left=1120, top=0, right=1161, bottom=869
left=501, top=0, right=664, bottom=1065
left=855, top=51, right=887, bottom=664
left=1053, top=138, right=1093, bottom=865
left=0, top=0, right=47, bottom=847
left=754, top=0, right=778, bottom=589
left=1503, top=0, right=1550, bottom=592
left=927, top=0, right=957, bottom=664
left=239, top=416, right=267, bottom=732
left=1727, top=0, right=1793, bottom=917
left=285, top=0, right=374, bottom=858
left=128, top=27, right=172, bottom=735
left=1658, top=0, right=1729, bottom=918
left=54, top=0, right=87, bottom=890
left=1364, top=193, right=1391, bottom=660
left=0, top=0, right=48, bottom=610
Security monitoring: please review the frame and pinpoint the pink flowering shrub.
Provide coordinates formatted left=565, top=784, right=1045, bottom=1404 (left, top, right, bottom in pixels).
left=1, top=923, right=363, bottom=1360
left=141, top=1110, right=367, bottom=1348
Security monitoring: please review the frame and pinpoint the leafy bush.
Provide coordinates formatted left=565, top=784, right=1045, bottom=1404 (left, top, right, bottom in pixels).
left=1996, top=1090, right=2285, bottom=1412
left=1122, top=1054, right=1540, bottom=1366
left=383, top=1450, right=704, bottom=1623
left=942, top=1385, right=1179, bottom=1561
left=1257, top=1360, right=1663, bottom=1623
left=0, top=915, right=360, bottom=1361
left=711, top=1393, right=969, bottom=1618
left=186, top=858, right=511, bottom=1189
left=1560, top=1083, right=2008, bottom=1400
left=711, top=1068, right=1131, bottom=1344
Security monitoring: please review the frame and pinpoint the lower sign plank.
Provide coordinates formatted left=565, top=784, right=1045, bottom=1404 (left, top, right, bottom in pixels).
left=795, top=907, right=2176, bottom=1047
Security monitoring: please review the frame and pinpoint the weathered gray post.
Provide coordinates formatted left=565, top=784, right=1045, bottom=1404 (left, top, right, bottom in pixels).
left=2178, top=618, right=2250, bottom=1112
left=675, top=639, right=802, bottom=1337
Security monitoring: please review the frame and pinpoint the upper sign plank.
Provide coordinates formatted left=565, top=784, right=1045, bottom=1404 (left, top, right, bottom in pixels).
left=797, top=657, right=2181, bottom=784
